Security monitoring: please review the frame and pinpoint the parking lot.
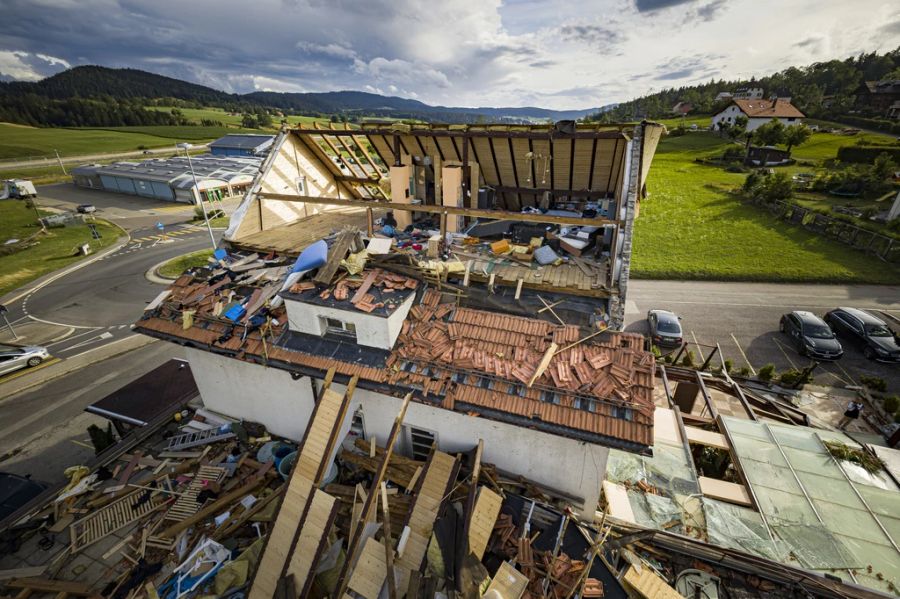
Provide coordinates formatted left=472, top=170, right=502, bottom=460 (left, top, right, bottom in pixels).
left=625, top=279, right=900, bottom=392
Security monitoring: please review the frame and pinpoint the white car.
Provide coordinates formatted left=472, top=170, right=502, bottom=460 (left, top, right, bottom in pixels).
left=0, top=345, right=50, bottom=376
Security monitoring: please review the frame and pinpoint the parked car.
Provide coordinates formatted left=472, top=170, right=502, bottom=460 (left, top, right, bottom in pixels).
left=824, top=307, right=900, bottom=362
left=0, top=472, right=49, bottom=521
left=0, top=345, right=49, bottom=377
left=76, top=204, right=96, bottom=214
left=779, top=311, right=843, bottom=360
left=647, top=309, right=683, bottom=347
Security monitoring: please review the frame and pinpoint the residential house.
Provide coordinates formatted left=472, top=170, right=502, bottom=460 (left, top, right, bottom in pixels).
left=135, top=121, right=666, bottom=520
left=854, top=80, right=900, bottom=117
left=733, top=87, right=764, bottom=100
left=711, top=98, right=805, bottom=132
left=714, top=91, right=734, bottom=103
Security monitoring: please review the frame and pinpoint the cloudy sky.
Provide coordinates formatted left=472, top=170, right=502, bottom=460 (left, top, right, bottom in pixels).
left=0, top=0, right=898, bottom=109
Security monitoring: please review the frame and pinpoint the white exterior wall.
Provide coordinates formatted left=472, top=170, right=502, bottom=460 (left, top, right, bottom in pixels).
left=184, top=347, right=317, bottom=441
left=184, top=347, right=611, bottom=519
left=324, top=383, right=610, bottom=520
left=283, top=292, right=415, bottom=350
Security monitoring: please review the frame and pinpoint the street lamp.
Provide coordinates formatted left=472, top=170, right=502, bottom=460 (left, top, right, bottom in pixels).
left=177, top=142, right=217, bottom=250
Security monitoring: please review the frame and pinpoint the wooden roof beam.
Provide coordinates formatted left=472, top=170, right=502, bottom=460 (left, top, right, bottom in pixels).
left=257, top=192, right=621, bottom=227
left=292, top=127, right=629, bottom=140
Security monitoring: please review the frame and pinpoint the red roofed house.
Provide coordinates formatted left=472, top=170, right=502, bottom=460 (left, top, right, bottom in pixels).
left=711, top=98, right=805, bottom=132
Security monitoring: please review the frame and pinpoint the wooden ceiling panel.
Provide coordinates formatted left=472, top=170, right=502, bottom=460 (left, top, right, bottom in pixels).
left=471, top=138, right=500, bottom=187
left=552, top=139, right=571, bottom=192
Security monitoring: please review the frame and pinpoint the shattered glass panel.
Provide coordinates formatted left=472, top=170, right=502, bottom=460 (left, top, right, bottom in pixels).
left=703, top=498, right=786, bottom=561
left=795, top=471, right=863, bottom=509
left=627, top=490, right=683, bottom=534
left=606, top=450, right=646, bottom=485
left=606, top=443, right=698, bottom=497
left=770, top=522, right=861, bottom=569
left=835, top=534, right=900, bottom=595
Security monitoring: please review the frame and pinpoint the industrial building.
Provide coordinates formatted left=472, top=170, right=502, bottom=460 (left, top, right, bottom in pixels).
left=71, top=154, right=263, bottom=204
left=209, top=134, right=275, bottom=157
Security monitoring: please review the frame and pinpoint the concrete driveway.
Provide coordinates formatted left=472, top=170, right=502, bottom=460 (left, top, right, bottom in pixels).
left=625, top=279, right=900, bottom=392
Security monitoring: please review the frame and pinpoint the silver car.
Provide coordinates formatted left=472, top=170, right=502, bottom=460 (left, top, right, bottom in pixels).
left=0, top=345, right=50, bottom=376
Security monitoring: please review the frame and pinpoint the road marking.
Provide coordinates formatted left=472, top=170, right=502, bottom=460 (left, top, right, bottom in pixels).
left=690, top=331, right=705, bottom=361
left=26, top=314, right=95, bottom=330
left=48, top=327, right=76, bottom=343
left=66, top=334, right=140, bottom=361
left=46, top=327, right=102, bottom=348
left=0, top=357, right=61, bottom=385
left=771, top=337, right=798, bottom=369
left=818, top=364, right=851, bottom=387
left=729, top=333, right=756, bottom=375
left=834, top=361, right=858, bottom=387
left=65, top=331, right=114, bottom=351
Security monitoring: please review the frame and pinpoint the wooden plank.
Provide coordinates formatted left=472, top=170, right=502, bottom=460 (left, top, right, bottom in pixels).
left=528, top=343, right=558, bottom=387
left=314, top=229, right=357, bottom=285
left=698, top=476, right=752, bottom=507
left=0, top=567, right=47, bottom=582
left=284, top=490, right=337, bottom=592
left=351, top=271, right=379, bottom=304
left=467, top=487, right=502, bottom=560
left=5, top=579, right=95, bottom=596
left=602, top=481, right=636, bottom=523
left=622, top=564, right=686, bottom=599
left=347, top=537, right=388, bottom=599
left=684, top=426, right=728, bottom=450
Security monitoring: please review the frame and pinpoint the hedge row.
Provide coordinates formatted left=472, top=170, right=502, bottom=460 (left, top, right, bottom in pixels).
left=835, top=115, right=900, bottom=135
left=836, top=145, right=900, bottom=164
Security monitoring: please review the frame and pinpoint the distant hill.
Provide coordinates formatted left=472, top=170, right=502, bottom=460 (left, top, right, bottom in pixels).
left=0, top=66, right=598, bottom=125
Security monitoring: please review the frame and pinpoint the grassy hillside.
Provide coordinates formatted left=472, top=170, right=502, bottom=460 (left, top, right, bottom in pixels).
left=632, top=130, right=900, bottom=284
left=0, top=123, right=264, bottom=160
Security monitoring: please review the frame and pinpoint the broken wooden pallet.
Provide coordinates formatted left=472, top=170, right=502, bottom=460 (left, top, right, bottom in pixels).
left=164, top=465, right=226, bottom=522
left=70, top=488, right=167, bottom=553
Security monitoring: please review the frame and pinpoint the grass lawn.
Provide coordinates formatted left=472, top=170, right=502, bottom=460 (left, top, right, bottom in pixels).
left=632, top=131, right=900, bottom=284
left=0, top=199, right=122, bottom=296
left=158, top=249, right=214, bottom=279
left=146, top=106, right=245, bottom=126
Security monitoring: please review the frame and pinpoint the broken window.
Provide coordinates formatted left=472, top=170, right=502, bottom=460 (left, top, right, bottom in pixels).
left=406, top=426, right=436, bottom=461
left=323, top=317, right=357, bottom=340
left=349, top=409, right=366, bottom=441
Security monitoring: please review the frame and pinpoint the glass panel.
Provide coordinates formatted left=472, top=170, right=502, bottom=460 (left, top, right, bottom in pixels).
left=880, top=515, right=900, bottom=548
left=723, top=417, right=770, bottom=440
left=781, top=447, right=844, bottom=478
left=730, top=435, right=788, bottom=466
left=754, top=486, right=818, bottom=525
left=704, top=498, right=786, bottom=561
left=813, top=499, right=891, bottom=544
left=769, top=424, right=825, bottom=452
left=770, top=523, right=860, bottom=569
left=857, top=485, right=900, bottom=518
left=840, top=461, right=899, bottom=491
left=795, top=471, right=863, bottom=508
left=743, top=464, right=803, bottom=494
left=836, top=535, right=900, bottom=595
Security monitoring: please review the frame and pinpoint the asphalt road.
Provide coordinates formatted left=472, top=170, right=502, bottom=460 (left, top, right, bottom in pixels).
left=0, top=144, right=209, bottom=171
left=624, top=280, right=900, bottom=392
left=0, top=342, right=177, bottom=485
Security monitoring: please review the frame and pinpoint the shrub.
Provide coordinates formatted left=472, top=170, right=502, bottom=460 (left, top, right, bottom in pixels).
left=194, top=207, right=225, bottom=221
left=650, top=345, right=662, bottom=358
left=836, top=146, right=900, bottom=165
left=883, top=395, right=900, bottom=413
left=723, top=359, right=733, bottom=373
left=681, top=350, right=695, bottom=367
left=778, top=368, right=813, bottom=387
left=757, top=363, right=776, bottom=382
left=860, top=375, right=887, bottom=393
left=735, top=366, right=751, bottom=377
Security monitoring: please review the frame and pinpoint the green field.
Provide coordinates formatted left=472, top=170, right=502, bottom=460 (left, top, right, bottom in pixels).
left=158, top=248, right=214, bottom=278
left=632, top=131, right=900, bottom=284
left=0, top=199, right=122, bottom=296
left=0, top=123, right=264, bottom=161
left=147, top=106, right=331, bottom=129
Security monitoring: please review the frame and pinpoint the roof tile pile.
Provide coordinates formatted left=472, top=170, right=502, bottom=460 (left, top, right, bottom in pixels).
left=138, top=272, right=654, bottom=448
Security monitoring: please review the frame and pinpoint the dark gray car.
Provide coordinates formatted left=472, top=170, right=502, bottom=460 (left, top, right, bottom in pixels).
left=779, top=311, right=843, bottom=360
left=825, top=307, right=900, bottom=362
left=648, top=309, right=683, bottom=347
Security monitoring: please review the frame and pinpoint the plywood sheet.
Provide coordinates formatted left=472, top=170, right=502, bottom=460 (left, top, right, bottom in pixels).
left=485, top=561, right=529, bottom=599
left=622, top=564, right=686, bottom=599
left=654, top=407, right=682, bottom=445
left=698, top=476, right=752, bottom=507
left=347, top=537, right=387, bottom=599
left=468, top=487, right=503, bottom=560
left=602, top=480, right=636, bottom=523
left=684, top=426, right=728, bottom=450
left=285, top=489, right=336, bottom=591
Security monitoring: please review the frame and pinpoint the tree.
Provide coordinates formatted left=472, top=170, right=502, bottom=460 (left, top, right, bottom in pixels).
left=241, top=113, right=259, bottom=128
left=256, top=111, right=273, bottom=127
left=726, top=115, right=748, bottom=142
left=752, top=118, right=786, bottom=147
left=783, top=124, right=812, bottom=154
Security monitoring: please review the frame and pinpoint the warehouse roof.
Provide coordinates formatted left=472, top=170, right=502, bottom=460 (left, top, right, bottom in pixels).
left=210, top=134, right=275, bottom=151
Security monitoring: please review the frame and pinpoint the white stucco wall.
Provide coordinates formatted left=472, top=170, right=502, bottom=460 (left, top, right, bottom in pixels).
left=283, top=292, right=415, bottom=350
left=186, top=347, right=612, bottom=519
left=184, top=347, right=317, bottom=441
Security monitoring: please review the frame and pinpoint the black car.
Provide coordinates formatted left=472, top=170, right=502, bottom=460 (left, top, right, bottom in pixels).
left=779, top=311, right=843, bottom=360
left=0, top=472, right=48, bottom=521
left=824, top=307, right=900, bottom=362
left=647, top=309, right=683, bottom=347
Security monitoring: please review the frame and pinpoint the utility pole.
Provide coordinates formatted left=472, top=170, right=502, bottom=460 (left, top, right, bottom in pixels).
left=0, top=305, right=18, bottom=340
left=177, top=143, right=217, bottom=250
left=54, top=149, right=67, bottom=175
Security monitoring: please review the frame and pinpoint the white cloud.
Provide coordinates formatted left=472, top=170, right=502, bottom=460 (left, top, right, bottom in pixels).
left=296, top=41, right=357, bottom=60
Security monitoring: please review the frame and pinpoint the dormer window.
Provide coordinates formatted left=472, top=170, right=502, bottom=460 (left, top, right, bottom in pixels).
left=323, top=317, right=357, bottom=340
